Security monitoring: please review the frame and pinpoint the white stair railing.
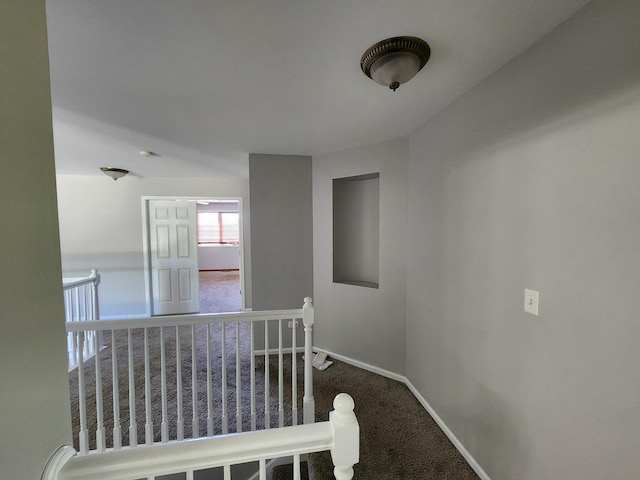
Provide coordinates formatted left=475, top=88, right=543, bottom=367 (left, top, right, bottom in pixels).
left=67, top=298, right=315, bottom=455
left=63, top=269, right=101, bottom=370
left=44, top=393, right=359, bottom=480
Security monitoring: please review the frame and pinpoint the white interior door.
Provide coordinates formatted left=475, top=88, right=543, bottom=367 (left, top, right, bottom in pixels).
left=149, top=200, right=200, bottom=315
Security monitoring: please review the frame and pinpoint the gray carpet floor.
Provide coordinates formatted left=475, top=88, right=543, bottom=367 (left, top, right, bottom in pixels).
left=310, top=359, right=479, bottom=479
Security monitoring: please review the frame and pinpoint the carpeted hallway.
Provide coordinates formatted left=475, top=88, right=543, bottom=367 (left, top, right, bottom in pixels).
left=197, top=272, right=479, bottom=477
left=309, top=358, right=479, bottom=480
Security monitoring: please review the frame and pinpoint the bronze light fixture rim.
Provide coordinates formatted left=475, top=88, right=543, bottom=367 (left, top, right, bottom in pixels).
left=100, top=167, right=129, bottom=174
left=360, top=35, right=431, bottom=81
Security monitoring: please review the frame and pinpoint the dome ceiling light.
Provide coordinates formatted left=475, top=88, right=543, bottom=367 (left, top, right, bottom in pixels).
left=360, top=36, right=431, bottom=91
left=100, top=167, right=129, bottom=181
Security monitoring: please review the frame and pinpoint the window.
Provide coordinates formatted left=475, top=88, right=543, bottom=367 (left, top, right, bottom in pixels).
left=197, top=212, right=240, bottom=245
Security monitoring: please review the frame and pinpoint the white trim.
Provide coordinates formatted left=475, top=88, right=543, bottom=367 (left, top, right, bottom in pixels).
left=315, top=348, right=492, bottom=480
left=312, top=347, right=406, bottom=383
left=42, top=445, right=76, bottom=480
left=404, top=380, right=492, bottom=480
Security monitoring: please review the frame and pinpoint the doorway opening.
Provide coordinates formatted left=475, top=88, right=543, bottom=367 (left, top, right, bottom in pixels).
left=195, top=200, right=242, bottom=313
left=142, top=196, right=245, bottom=316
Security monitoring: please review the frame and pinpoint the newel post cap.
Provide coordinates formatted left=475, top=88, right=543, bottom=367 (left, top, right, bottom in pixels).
left=330, top=393, right=359, bottom=468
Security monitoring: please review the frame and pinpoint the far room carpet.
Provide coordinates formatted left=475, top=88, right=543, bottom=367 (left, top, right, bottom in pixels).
left=199, top=270, right=241, bottom=313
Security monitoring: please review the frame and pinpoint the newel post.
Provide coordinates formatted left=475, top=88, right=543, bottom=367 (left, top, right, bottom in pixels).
left=330, top=393, right=360, bottom=480
left=302, top=296, right=315, bottom=424
left=90, top=269, right=102, bottom=349
left=90, top=269, right=101, bottom=321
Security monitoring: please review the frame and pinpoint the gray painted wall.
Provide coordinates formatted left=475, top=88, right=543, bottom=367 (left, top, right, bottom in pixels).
left=313, top=139, right=408, bottom=375
left=249, top=154, right=313, bottom=310
left=0, top=1, right=73, bottom=477
left=406, top=0, right=640, bottom=478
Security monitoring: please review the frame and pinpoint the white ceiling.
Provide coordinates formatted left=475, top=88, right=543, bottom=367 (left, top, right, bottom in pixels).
left=46, top=0, right=592, bottom=179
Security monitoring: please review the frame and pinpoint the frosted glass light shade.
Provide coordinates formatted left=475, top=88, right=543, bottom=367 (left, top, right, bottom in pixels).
left=368, top=52, right=422, bottom=87
left=100, top=167, right=129, bottom=180
left=361, top=36, right=431, bottom=91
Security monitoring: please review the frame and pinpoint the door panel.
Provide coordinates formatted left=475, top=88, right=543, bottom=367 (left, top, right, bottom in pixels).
left=149, top=200, right=199, bottom=315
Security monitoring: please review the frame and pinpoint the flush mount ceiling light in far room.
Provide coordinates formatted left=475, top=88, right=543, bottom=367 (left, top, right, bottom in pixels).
left=100, top=167, right=129, bottom=181
left=138, top=150, right=158, bottom=157
left=360, top=36, right=431, bottom=91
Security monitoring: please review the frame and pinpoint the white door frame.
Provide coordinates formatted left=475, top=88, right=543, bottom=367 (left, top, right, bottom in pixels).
left=142, top=195, right=246, bottom=316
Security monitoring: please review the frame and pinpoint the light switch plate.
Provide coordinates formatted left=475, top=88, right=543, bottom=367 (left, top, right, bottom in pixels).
left=524, top=289, right=539, bottom=316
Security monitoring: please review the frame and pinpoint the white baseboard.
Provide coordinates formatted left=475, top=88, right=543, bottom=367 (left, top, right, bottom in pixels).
left=312, top=347, right=406, bottom=383
left=404, top=380, right=491, bottom=480
left=316, top=348, right=492, bottom=480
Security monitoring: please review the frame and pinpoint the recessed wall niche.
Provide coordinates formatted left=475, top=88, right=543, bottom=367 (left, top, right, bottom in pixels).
left=333, top=173, right=380, bottom=288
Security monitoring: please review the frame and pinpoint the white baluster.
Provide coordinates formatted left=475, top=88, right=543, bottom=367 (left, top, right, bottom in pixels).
left=74, top=289, right=80, bottom=322
left=176, top=325, right=184, bottom=440
left=128, top=329, right=137, bottom=447
left=291, top=317, right=297, bottom=426
left=144, top=328, right=152, bottom=445
left=192, top=325, right=198, bottom=439
left=206, top=323, right=213, bottom=436
left=160, top=326, right=168, bottom=442
left=303, top=297, right=315, bottom=424
left=264, top=319, right=270, bottom=429
left=236, top=321, right=242, bottom=432
left=90, top=270, right=101, bottom=348
left=278, top=318, right=284, bottom=428
left=64, top=289, right=70, bottom=322
left=77, top=331, right=88, bottom=454
left=259, top=459, right=266, bottom=480
left=223, top=464, right=231, bottom=480
left=65, top=291, right=74, bottom=365
left=111, top=330, right=122, bottom=450
left=250, top=321, right=256, bottom=431
left=294, top=454, right=301, bottom=480
left=83, top=285, right=89, bottom=323
left=94, top=330, right=105, bottom=451
left=221, top=322, right=228, bottom=434
left=330, top=393, right=359, bottom=480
